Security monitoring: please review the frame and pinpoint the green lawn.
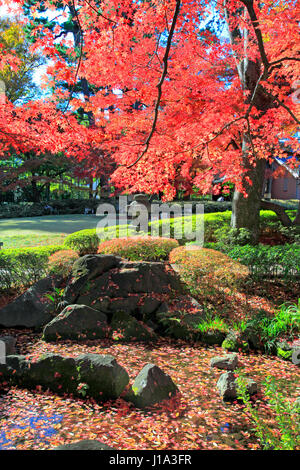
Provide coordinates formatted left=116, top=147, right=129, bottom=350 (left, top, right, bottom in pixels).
left=0, top=214, right=104, bottom=249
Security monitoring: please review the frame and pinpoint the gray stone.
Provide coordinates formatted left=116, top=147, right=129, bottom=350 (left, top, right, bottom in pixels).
left=110, top=311, right=156, bottom=342
left=156, top=295, right=204, bottom=316
left=0, top=353, right=129, bottom=401
left=0, top=336, right=16, bottom=356
left=53, top=440, right=116, bottom=450
left=64, top=254, right=122, bottom=304
left=210, top=354, right=238, bottom=371
left=217, top=371, right=258, bottom=400
left=74, top=261, right=182, bottom=307
left=155, top=296, right=205, bottom=340
left=42, top=304, right=108, bottom=342
left=74, top=353, right=130, bottom=399
left=0, top=277, right=60, bottom=328
left=127, top=363, right=178, bottom=408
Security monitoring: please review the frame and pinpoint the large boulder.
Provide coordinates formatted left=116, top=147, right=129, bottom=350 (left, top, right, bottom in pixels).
left=0, top=277, right=60, bottom=329
left=216, top=371, right=258, bottom=400
left=75, top=262, right=182, bottom=306
left=42, top=304, right=108, bottom=342
left=0, top=353, right=129, bottom=401
left=126, top=363, right=178, bottom=408
left=63, top=255, right=122, bottom=305
left=110, top=311, right=156, bottom=342
left=53, top=440, right=116, bottom=450
left=74, top=353, right=129, bottom=399
left=85, top=294, right=161, bottom=318
left=24, top=354, right=78, bottom=393
left=210, top=354, right=238, bottom=371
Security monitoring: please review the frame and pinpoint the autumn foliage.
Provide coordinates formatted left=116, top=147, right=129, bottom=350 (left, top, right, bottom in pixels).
left=0, top=0, right=299, bottom=200
left=169, top=246, right=249, bottom=288
left=98, top=236, right=179, bottom=261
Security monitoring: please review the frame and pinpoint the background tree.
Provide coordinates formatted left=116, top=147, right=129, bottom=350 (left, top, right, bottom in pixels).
left=0, top=17, right=44, bottom=103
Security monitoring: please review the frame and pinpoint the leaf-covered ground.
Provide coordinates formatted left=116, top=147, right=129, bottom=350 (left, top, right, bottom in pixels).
left=0, top=333, right=299, bottom=450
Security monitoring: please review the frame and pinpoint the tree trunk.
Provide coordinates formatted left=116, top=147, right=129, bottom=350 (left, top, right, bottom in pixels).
left=231, top=138, right=266, bottom=244
left=31, top=179, right=41, bottom=203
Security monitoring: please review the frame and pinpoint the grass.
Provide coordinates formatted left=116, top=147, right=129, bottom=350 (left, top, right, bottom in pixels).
left=0, top=214, right=105, bottom=249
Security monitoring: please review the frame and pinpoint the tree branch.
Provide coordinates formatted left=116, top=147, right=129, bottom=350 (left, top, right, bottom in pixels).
left=126, top=0, right=181, bottom=168
left=260, top=199, right=293, bottom=226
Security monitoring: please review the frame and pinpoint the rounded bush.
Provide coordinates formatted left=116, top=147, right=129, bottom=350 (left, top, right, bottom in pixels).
left=48, top=249, right=79, bottom=278
left=64, top=229, right=99, bottom=255
left=98, top=236, right=179, bottom=261
left=169, top=246, right=249, bottom=288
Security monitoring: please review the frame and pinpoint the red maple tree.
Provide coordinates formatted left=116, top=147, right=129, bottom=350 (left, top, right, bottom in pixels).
left=0, top=0, right=299, bottom=240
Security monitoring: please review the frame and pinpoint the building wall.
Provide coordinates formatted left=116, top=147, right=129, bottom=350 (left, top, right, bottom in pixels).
left=271, top=169, right=299, bottom=199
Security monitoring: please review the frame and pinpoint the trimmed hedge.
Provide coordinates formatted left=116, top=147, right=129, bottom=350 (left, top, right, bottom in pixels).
left=64, top=224, right=143, bottom=255
left=64, top=229, right=99, bottom=255
left=0, top=245, right=63, bottom=291
left=150, top=209, right=297, bottom=244
left=0, top=198, right=118, bottom=219
left=169, top=246, right=249, bottom=292
left=98, top=236, right=179, bottom=261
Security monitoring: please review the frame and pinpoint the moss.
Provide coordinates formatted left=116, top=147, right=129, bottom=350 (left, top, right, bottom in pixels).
left=222, top=338, right=249, bottom=352
left=277, top=348, right=293, bottom=361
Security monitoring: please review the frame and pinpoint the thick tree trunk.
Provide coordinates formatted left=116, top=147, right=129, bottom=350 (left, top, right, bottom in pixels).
left=231, top=139, right=266, bottom=244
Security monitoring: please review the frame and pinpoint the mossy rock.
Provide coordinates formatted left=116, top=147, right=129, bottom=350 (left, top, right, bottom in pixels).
left=277, top=347, right=293, bottom=361
left=110, top=311, right=156, bottom=342
left=222, top=331, right=249, bottom=352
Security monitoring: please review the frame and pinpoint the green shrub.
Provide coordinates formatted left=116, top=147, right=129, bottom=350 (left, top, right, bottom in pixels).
left=149, top=210, right=296, bottom=245
left=0, top=245, right=63, bottom=291
left=64, top=229, right=99, bottom=255
left=149, top=211, right=232, bottom=244
left=98, top=236, right=179, bottom=261
left=225, top=244, right=300, bottom=279
left=64, top=224, right=143, bottom=255
left=214, top=227, right=253, bottom=246
left=236, top=375, right=300, bottom=450
left=242, top=301, right=300, bottom=353
left=47, top=249, right=79, bottom=278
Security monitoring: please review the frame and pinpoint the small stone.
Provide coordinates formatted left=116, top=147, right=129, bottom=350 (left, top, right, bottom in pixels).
left=126, top=363, right=178, bottom=408
left=210, top=353, right=238, bottom=371
left=217, top=371, right=258, bottom=400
